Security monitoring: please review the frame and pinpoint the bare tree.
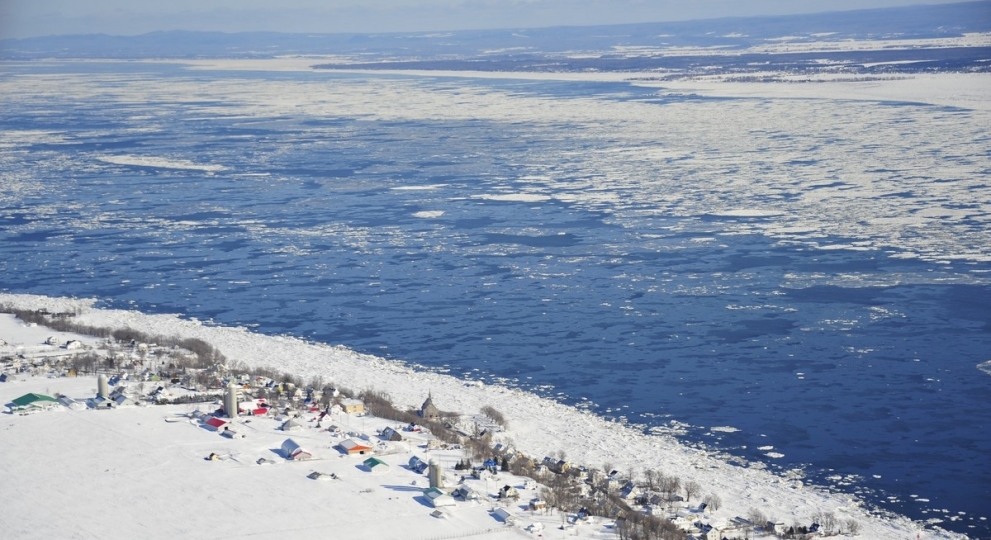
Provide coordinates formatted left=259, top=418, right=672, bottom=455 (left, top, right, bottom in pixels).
left=842, top=519, right=861, bottom=536
left=811, top=511, right=837, bottom=535
left=747, top=507, right=768, bottom=532
left=684, top=480, right=701, bottom=503
left=643, top=468, right=658, bottom=490
left=702, top=493, right=721, bottom=512
left=480, top=405, right=508, bottom=428
left=658, top=474, right=681, bottom=498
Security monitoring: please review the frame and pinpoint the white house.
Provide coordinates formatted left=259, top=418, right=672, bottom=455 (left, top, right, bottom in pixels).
left=424, top=487, right=456, bottom=508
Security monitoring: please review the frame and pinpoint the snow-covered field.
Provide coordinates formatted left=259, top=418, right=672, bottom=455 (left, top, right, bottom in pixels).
left=0, top=293, right=967, bottom=539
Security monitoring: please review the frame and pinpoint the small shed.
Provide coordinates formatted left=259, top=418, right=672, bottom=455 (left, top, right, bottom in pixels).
left=529, top=498, right=547, bottom=511
left=282, top=438, right=312, bottom=461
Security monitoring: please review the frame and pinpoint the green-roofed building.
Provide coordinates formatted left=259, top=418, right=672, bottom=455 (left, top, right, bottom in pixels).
left=363, top=457, right=390, bottom=474
left=8, top=393, right=59, bottom=413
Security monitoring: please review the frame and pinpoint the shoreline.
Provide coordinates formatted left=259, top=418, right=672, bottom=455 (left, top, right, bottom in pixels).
left=0, top=292, right=966, bottom=539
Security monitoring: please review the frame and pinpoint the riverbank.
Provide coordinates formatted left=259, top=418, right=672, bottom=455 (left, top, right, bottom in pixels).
left=0, top=292, right=969, bottom=539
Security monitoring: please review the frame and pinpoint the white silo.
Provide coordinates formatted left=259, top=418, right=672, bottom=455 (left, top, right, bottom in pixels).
left=224, top=382, right=238, bottom=418
left=97, top=374, right=109, bottom=399
left=428, top=459, right=444, bottom=489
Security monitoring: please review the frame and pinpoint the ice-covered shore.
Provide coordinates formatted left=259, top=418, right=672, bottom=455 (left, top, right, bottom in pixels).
left=0, top=292, right=966, bottom=539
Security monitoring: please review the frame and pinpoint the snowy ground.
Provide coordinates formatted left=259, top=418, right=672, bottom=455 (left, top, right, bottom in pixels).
left=0, top=293, right=968, bottom=539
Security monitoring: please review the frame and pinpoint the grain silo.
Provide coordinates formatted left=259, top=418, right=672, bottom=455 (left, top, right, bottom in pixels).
left=97, top=374, right=109, bottom=399
left=428, top=459, right=444, bottom=488
left=224, top=382, right=238, bottom=418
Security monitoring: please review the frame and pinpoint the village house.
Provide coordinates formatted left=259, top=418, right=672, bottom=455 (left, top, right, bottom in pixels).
left=380, top=426, right=403, bottom=441
left=340, top=398, right=365, bottom=414
left=498, top=485, right=519, bottom=501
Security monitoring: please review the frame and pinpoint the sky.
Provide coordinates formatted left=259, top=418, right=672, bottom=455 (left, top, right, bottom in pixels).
left=0, top=0, right=976, bottom=40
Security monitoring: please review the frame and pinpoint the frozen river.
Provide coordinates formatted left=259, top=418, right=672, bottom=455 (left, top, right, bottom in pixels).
left=1, top=61, right=989, bottom=534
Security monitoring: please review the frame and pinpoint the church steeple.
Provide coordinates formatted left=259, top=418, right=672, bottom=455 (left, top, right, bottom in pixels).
left=420, top=392, right=440, bottom=421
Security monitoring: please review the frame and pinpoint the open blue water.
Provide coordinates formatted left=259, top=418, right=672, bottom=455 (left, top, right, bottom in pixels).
left=1, top=62, right=989, bottom=536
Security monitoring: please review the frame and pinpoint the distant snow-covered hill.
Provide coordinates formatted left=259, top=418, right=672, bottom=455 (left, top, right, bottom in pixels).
left=2, top=1, right=989, bottom=64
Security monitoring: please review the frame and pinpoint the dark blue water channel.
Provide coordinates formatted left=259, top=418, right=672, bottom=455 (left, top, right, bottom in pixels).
left=1, top=62, right=989, bottom=535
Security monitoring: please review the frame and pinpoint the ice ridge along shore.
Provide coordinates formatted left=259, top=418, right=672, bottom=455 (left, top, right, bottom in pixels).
left=0, top=292, right=966, bottom=539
